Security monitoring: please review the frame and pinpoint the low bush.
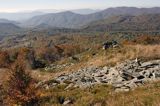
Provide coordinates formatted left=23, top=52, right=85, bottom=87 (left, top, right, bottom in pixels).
left=5, top=62, right=40, bottom=106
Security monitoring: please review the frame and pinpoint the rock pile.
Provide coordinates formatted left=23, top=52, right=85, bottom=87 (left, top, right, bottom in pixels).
left=39, top=59, right=160, bottom=92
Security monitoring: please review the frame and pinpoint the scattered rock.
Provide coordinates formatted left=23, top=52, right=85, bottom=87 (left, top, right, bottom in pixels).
left=115, top=87, right=130, bottom=92
left=44, top=63, right=74, bottom=72
left=40, top=59, right=160, bottom=92
left=63, top=99, right=72, bottom=105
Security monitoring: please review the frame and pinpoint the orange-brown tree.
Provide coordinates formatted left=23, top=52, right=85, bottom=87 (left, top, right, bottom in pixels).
left=5, top=61, right=40, bottom=106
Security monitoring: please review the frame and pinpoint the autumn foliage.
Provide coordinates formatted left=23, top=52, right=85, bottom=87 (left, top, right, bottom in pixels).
left=121, top=35, right=160, bottom=45
left=133, top=35, right=160, bottom=44
left=0, top=51, right=10, bottom=68
left=35, top=44, right=84, bottom=64
left=58, top=44, right=83, bottom=57
left=5, top=62, right=40, bottom=106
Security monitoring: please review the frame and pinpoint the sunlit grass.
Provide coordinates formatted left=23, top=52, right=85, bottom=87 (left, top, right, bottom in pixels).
left=39, top=81, right=160, bottom=106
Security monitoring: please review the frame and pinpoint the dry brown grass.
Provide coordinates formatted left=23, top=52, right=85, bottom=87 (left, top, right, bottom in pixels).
left=0, top=69, right=9, bottom=84
left=133, top=45, right=160, bottom=60
left=88, top=44, right=160, bottom=67
left=105, top=82, right=160, bottom=106
left=40, top=81, right=160, bottom=106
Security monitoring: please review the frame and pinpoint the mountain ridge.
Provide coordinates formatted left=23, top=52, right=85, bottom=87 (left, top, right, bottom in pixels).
left=21, top=7, right=160, bottom=28
left=84, top=14, right=160, bottom=31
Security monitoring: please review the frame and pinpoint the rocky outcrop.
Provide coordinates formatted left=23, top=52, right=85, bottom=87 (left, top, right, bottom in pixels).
left=39, top=59, right=160, bottom=92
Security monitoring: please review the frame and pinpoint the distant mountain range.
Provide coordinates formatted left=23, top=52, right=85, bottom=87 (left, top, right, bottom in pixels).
left=0, top=11, right=44, bottom=21
left=0, top=7, right=160, bottom=36
left=20, top=7, right=160, bottom=28
left=0, top=9, right=100, bottom=21
left=0, top=19, right=19, bottom=24
left=70, top=9, right=100, bottom=14
left=38, top=9, right=100, bottom=14
left=84, top=14, right=160, bottom=31
left=0, top=23, right=21, bottom=35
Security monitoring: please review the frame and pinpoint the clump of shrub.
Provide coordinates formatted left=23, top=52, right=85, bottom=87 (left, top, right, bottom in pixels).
left=0, top=51, right=11, bottom=68
left=5, top=62, right=40, bottom=106
left=58, top=44, right=84, bottom=57
left=8, top=47, right=46, bottom=69
left=35, top=44, right=84, bottom=64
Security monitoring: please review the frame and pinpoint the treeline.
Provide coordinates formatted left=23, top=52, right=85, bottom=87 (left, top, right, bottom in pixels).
left=0, top=44, right=84, bottom=69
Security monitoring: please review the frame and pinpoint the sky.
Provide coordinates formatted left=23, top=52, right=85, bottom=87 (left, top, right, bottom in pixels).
left=0, top=0, right=160, bottom=12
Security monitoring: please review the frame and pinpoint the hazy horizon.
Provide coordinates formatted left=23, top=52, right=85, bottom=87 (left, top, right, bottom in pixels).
left=0, top=6, right=160, bottom=14
left=0, top=0, right=160, bottom=12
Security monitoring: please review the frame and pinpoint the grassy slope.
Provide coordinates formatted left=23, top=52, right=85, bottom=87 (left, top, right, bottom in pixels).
left=39, top=81, right=160, bottom=106
left=32, top=44, right=160, bottom=105
left=31, top=44, right=160, bottom=82
left=1, top=33, right=160, bottom=105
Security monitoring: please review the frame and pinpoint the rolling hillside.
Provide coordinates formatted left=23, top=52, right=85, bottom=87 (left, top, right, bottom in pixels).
left=21, top=7, right=160, bottom=28
left=0, top=22, right=22, bottom=36
left=84, top=14, right=160, bottom=31
left=0, top=19, right=19, bottom=24
left=0, top=7, right=160, bottom=37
